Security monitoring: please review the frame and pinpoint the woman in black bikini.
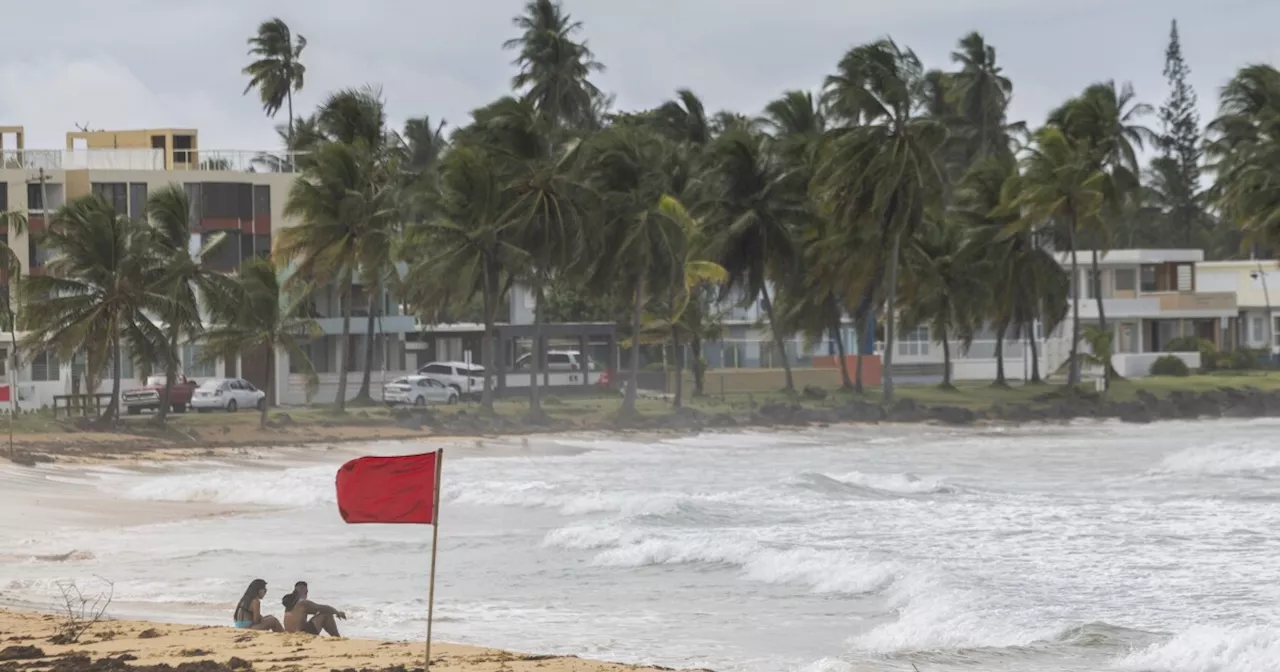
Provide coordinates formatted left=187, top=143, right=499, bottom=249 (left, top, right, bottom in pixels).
left=232, top=579, right=283, bottom=632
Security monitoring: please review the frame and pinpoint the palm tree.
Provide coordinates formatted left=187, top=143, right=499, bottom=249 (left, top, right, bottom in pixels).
left=949, top=32, right=1018, bottom=164
left=1207, top=65, right=1280, bottom=250
left=400, top=145, right=527, bottom=414
left=277, top=140, right=393, bottom=412
left=640, top=197, right=727, bottom=408
left=1050, top=81, right=1156, bottom=387
left=201, top=257, right=320, bottom=427
left=584, top=126, right=686, bottom=415
left=145, top=185, right=234, bottom=424
left=705, top=128, right=803, bottom=391
left=0, top=209, right=26, bottom=414
left=1000, top=126, right=1106, bottom=386
left=900, top=219, right=989, bottom=389
left=814, top=38, right=947, bottom=402
left=19, top=195, right=166, bottom=427
left=504, top=0, right=606, bottom=131
left=242, top=18, right=307, bottom=141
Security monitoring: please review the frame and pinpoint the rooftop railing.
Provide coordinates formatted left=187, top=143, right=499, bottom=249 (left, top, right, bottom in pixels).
left=0, top=149, right=308, bottom=173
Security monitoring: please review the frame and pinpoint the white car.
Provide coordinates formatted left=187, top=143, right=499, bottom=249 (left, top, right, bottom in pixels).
left=417, top=361, right=485, bottom=396
left=383, top=375, right=459, bottom=407
left=514, top=349, right=598, bottom=371
left=191, top=378, right=266, bottom=413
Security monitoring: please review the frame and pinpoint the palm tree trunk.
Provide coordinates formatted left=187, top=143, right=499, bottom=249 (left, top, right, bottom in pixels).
left=621, top=278, right=643, bottom=416
left=691, top=336, right=705, bottom=397
left=528, top=280, right=546, bottom=421
left=480, top=267, right=496, bottom=414
left=833, top=314, right=853, bottom=390
left=758, top=285, right=793, bottom=391
left=335, top=273, right=354, bottom=412
left=1067, top=219, right=1082, bottom=387
left=102, top=334, right=122, bottom=427
left=993, top=323, right=1007, bottom=387
left=157, top=324, right=180, bottom=424
left=671, top=326, right=684, bottom=408
left=882, top=231, right=903, bottom=403
left=1028, top=321, right=1042, bottom=383
left=1090, top=248, right=1112, bottom=390
left=939, top=324, right=953, bottom=389
left=260, top=346, right=273, bottom=427
left=287, top=89, right=295, bottom=146
left=354, top=288, right=378, bottom=403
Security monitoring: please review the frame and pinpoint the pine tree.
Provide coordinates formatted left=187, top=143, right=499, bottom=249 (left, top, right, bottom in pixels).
left=1157, top=19, right=1203, bottom=248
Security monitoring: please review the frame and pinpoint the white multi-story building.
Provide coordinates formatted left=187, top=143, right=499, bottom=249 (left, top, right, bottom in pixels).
left=0, top=125, right=420, bottom=408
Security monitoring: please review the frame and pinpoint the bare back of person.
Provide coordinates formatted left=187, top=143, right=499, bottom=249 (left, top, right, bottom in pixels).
left=281, top=581, right=345, bottom=636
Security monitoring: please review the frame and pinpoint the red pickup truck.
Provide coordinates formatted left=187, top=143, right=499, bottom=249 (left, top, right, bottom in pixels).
left=123, top=375, right=199, bottom=414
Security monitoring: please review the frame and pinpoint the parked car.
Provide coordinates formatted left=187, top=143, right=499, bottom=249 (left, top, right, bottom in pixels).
left=417, top=361, right=485, bottom=396
left=191, top=378, right=266, bottom=413
left=382, top=375, right=460, bottom=407
left=123, top=375, right=198, bottom=414
left=514, top=349, right=598, bottom=371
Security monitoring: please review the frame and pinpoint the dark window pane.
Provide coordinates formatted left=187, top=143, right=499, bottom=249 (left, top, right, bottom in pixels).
left=128, top=183, right=147, bottom=220
left=26, top=183, right=41, bottom=211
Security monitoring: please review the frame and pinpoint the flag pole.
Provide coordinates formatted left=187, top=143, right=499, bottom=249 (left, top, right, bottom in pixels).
left=425, top=448, right=444, bottom=670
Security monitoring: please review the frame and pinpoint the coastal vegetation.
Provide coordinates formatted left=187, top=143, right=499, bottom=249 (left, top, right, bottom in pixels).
left=4, top=5, right=1279, bottom=428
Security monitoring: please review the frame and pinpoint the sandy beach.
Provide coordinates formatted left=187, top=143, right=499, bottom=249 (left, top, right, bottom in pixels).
left=0, top=609, right=682, bottom=671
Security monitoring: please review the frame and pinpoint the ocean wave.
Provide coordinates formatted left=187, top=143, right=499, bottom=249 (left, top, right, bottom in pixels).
left=849, top=570, right=1057, bottom=653
left=117, top=465, right=336, bottom=507
left=546, top=525, right=898, bottom=595
left=1152, top=444, right=1280, bottom=478
left=1114, top=624, right=1280, bottom=672
left=445, top=480, right=686, bottom=517
left=795, top=471, right=956, bottom=498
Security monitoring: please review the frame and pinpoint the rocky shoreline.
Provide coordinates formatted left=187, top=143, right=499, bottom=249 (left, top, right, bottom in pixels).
left=390, top=385, right=1280, bottom=436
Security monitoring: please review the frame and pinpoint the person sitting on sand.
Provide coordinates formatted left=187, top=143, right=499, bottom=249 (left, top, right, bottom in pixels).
left=281, top=581, right=346, bottom=636
left=233, top=579, right=283, bottom=632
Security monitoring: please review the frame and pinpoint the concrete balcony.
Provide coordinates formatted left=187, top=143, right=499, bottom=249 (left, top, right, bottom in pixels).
left=0, top=149, right=307, bottom=173
left=1156, top=291, right=1237, bottom=315
left=1074, top=292, right=1238, bottom=320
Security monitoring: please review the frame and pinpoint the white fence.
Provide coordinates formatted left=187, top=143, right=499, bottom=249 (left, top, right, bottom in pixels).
left=0, top=149, right=307, bottom=173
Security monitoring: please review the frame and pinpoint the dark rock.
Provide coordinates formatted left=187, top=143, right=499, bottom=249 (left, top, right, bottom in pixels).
left=0, top=646, right=44, bottom=661
left=802, top=385, right=828, bottom=400
left=838, top=400, right=885, bottom=423
left=929, top=405, right=977, bottom=425
left=886, top=398, right=929, bottom=423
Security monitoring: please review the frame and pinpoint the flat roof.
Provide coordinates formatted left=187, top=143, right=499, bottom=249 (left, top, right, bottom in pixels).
left=1198, top=259, right=1280, bottom=270
left=1054, top=249, right=1204, bottom=266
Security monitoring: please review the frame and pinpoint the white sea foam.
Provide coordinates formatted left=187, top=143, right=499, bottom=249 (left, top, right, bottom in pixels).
left=849, top=569, right=1056, bottom=653
left=1114, top=625, right=1280, bottom=672
left=1154, top=444, right=1280, bottom=478
left=824, top=470, right=952, bottom=494
left=118, top=465, right=335, bottom=507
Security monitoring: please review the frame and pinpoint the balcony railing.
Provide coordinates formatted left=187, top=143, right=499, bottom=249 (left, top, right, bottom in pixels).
left=1156, top=291, right=1237, bottom=312
left=0, top=149, right=308, bottom=173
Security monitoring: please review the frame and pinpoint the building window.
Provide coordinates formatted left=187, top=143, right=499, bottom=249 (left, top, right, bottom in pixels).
left=1114, top=269, right=1136, bottom=292
left=182, top=345, right=216, bottom=378
left=129, top=183, right=148, bottom=221
left=31, top=351, right=59, bottom=382
left=91, top=182, right=128, bottom=216
left=1140, top=265, right=1158, bottom=293
left=1253, top=317, right=1264, bottom=343
left=26, top=183, right=43, bottom=211
left=896, top=326, right=930, bottom=357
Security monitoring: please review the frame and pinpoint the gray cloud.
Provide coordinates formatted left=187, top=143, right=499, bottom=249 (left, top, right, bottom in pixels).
left=0, top=0, right=1276, bottom=151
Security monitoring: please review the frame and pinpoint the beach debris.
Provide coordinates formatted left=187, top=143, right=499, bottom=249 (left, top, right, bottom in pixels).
left=0, top=645, right=45, bottom=661
left=50, top=577, right=114, bottom=645
left=226, top=657, right=252, bottom=670
left=137, top=629, right=162, bottom=640
left=178, top=648, right=212, bottom=657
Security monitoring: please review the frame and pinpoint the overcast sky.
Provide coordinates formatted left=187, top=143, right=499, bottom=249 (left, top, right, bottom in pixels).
left=1, top=0, right=1276, bottom=151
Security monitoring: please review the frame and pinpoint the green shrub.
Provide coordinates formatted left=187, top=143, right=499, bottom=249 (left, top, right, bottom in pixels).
left=1228, top=348, right=1261, bottom=370
left=1150, top=355, right=1191, bottom=377
left=1165, top=336, right=1219, bottom=371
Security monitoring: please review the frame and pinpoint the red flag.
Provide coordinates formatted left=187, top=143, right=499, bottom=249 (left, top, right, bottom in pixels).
left=0, top=385, right=10, bottom=403
left=335, top=451, right=439, bottom=524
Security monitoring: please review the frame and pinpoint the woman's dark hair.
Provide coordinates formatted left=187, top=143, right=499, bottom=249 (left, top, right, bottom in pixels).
left=235, top=579, right=267, bottom=620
